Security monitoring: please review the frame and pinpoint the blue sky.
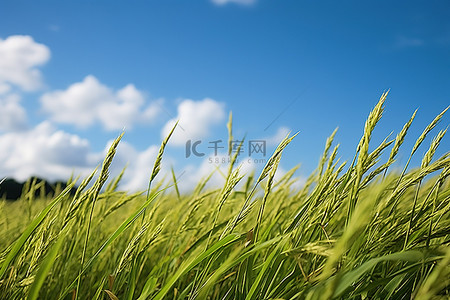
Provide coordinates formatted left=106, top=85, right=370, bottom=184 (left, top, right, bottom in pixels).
left=0, top=0, right=449, bottom=191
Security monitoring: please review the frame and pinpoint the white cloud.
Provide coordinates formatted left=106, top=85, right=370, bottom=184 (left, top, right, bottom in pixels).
left=0, top=93, right=28, bottom=132
left=162, top=98, right=226, bottom=146
left=100, top=140, right=163, bottom=191
left=0, top=82, right=11, bottom=95
left=174, top=150, right=266, bottom=192
left=0, top=35, right=50, bottom=91
left=169, top=126, right=297, bottom=192
left=0, top=120, right=302, bottom=193
left=211, top=0, right=256, bottom=5
left=0, top=122, right=94, bottom=182
left=271, top=166, right=305, bottom=191
left=40, top=75, right=162, bottom=130
left=0, top=121, right=168, bottom=191
left=264, top=126, right=291, bottom=146
left=177, top=155, right=230, bottom=192
left=174, top=153, right=304, bottom=193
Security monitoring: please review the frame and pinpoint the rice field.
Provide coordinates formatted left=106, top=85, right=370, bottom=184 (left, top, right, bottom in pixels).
left=0, top=92, right=449, bottom=299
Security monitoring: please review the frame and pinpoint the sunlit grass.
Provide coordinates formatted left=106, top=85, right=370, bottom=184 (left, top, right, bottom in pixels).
left=0, top=92, right=449, bottom=299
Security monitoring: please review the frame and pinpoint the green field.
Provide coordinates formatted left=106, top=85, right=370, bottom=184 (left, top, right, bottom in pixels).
left=1, top=93, right=449, bottom=299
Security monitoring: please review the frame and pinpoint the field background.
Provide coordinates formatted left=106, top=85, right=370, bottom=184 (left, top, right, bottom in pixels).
left=1, top=94, right=449, bottom=299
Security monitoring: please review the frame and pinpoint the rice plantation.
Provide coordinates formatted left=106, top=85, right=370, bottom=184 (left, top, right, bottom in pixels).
left=0, top=92, right=449, bottom=299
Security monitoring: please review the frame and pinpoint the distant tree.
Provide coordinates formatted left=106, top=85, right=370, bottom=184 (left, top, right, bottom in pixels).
left=0, top=177, right=76, bottom=201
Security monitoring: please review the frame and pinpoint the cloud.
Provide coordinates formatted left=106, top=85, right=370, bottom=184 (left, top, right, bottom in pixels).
left=264, top=126, right=291, bottom=146
left=0, top=93, right=28, bottom=132
left=211, top=0, right=256, bottom=5
left=40, top=75, right=162, bottom=130
left=175, top=153, right=251, bottom=192
left=162, top=98, right=226, bottom=146
left=271, top=166, right=306, bottom=191
left=0, top=35, right=50, bottom=91
left=0, top=121, right=169, bottom=191
left=0, top=122, right=94, bottom=182
left=0, top=119, right=302, bottom=193
left=174, top=152, right=304, bottom=193
left=0, top=82, right=11, bottom=95
left=98, top=140, right=163, bottom=191
left=168, top=126, right=296, bottom=192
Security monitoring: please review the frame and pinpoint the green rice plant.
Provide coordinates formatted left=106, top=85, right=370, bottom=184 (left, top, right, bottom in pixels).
left=0, top=92, right=449, bottom=299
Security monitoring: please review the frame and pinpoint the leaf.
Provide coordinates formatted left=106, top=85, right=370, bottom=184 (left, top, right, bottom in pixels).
left=59, top=189, right=163, bottom=299
left=151, top=233, right=242, bottom=300
left=27, top=233, right=65, bottom=300
left=246, top=237, right=288, bottom=300
left=0, top=183, right=75, bottom=279
left=333, top=250, right=424, bottom=297
left=104, top=290, right=119, bottom=300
